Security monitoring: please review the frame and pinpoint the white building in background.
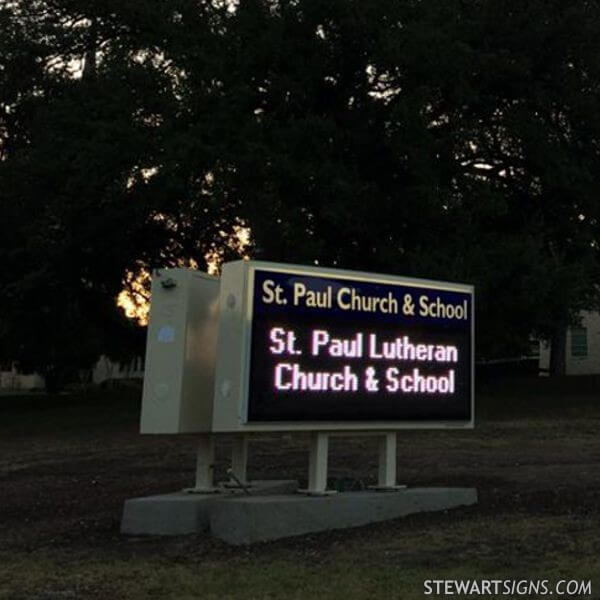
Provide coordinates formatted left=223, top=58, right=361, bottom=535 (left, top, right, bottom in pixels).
left=91, top=355, right=144, bottom=385
left=539, top=311, right=600, bottom=375
left=0, top=365, right=45, bottom=391
left=0, top=356, right=144, bottom=392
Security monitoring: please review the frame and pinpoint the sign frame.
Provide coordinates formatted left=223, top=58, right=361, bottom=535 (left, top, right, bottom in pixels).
left=212, top=260, right=475, bottom=432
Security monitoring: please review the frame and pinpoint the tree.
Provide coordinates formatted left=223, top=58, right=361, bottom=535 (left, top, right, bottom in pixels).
left=2, top=0, right=600, bottom=381
left=409, top=0, right=600, bottom=369
left=203, top=0, right=600, bottom=367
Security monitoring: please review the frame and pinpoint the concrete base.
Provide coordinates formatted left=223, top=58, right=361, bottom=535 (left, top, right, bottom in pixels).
left=210, top=487, right=477, bottom=545
left=121, top=480, right=299, bottom=535
left=122, top=485, right=476, bottom=543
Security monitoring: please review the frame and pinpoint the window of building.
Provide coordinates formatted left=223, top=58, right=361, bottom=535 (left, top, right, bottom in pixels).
left=570, top=327, right=588, bottom=357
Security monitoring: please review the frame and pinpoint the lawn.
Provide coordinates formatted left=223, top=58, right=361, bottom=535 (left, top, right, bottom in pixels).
left=1, top=376, right=599, bottom=599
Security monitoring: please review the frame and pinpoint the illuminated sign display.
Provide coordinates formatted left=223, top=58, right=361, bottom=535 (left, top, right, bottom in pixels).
left=246, top=266, right=474, bottom=424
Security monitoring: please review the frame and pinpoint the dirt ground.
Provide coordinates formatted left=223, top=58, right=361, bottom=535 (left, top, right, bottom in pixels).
left=1, top=377, right=600, bottom=599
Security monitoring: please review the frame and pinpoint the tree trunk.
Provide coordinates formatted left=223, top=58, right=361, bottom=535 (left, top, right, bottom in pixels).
left=82, top=18, right=97, bottom=81
left=549, top=324, right=567, bottom=376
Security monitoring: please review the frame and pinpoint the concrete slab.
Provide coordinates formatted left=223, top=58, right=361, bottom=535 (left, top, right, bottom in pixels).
left=121, top=480, right=299, bottom=535
left=210, top=488, right=477, bottom=545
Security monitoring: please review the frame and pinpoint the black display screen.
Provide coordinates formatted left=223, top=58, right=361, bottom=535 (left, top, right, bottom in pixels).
left=247, top=269, right=473, bottom=423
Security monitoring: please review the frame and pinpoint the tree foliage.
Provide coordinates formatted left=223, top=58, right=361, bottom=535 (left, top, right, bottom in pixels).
left=1, top=0, right=600, bottom=379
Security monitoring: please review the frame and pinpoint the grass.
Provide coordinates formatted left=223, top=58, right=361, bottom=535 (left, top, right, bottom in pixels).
left=1, top=377, right=600, bottom=599
left=2, top=513, right=599, bottom=599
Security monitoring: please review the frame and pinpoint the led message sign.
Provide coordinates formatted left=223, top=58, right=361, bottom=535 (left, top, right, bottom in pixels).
left=246, top=266, right=474, bottom=424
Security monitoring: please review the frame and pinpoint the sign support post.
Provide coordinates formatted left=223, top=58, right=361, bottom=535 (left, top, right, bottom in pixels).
left=300, top=432, right=336, bottom=495
left=229, top=435, right=249, bottom=486
left=371, top=432, right=406, bottom=491
left=185, top=434, right=220, bottom=493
